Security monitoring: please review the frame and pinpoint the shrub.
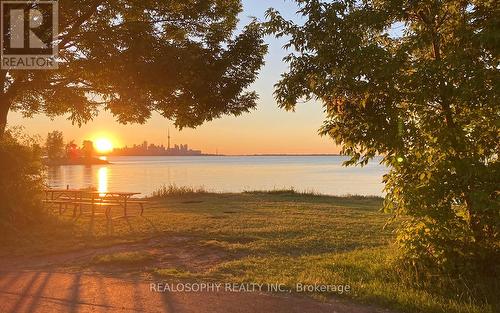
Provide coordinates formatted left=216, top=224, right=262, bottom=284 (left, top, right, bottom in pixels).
left=396, top=217, right=475, bottom=274
left=0, top=128, right=45, bottom=226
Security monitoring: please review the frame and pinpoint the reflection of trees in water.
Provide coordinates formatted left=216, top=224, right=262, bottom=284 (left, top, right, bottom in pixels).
left=83, top=166, right=93, bottom=188
left=46, top=166, right=63, bottom=188
left=47, top=165, right=87, bottom=189
left=47, top=165, right=103, bottom=190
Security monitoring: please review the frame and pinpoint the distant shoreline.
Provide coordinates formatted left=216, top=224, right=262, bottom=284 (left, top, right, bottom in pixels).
left=44, top=155, right=346, bottom=165
left=44, top=157, right=110, bottom=166
left=232, top=154, right=342, bottom=157
left=107, top=154, right=343, bottom=157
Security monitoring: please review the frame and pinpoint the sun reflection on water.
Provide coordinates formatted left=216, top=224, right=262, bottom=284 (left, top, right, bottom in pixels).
left=98, top=167, right=108, bottom=196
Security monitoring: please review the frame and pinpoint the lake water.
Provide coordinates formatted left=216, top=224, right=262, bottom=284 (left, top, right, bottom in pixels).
left=46, top=156, right=387, bottom=197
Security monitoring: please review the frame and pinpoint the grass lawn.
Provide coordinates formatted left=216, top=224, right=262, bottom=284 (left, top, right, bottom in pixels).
left=1, top=191, right=497, bottom=313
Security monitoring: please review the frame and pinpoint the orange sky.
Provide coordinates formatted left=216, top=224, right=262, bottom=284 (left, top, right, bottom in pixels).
left=10, top=101, right=340, bottom=155
left=8, top=1, right=341, bottom=155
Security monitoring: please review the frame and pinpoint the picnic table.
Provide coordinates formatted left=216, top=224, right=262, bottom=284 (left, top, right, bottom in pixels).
left=44, top=188, right=146, bottom=219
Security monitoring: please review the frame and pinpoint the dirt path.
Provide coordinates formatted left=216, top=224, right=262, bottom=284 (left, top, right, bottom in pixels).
left=0, top=270, right=398, bottom=313
left=0, top=236, right=233, bottom=273
left=0, top=237, right=397, bottom=313
left=0, top=270, right=391, bottom=313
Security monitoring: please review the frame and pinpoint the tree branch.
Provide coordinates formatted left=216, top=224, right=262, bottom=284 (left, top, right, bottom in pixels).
left=58, top=0, right=103, bottom=47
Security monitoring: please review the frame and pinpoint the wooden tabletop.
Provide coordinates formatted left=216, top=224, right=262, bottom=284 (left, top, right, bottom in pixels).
left=88, top=191, right=141, bottom=196
left=45, top=189, right=141, bottom=196
left=44, top=189, right=87, bottom=193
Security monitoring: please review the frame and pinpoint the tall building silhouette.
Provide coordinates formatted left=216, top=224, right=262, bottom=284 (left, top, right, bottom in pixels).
left=167, top=129, right=171, bottom=150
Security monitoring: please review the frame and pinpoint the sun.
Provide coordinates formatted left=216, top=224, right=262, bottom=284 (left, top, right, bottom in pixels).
left=95, top=138, right=113, bottom=154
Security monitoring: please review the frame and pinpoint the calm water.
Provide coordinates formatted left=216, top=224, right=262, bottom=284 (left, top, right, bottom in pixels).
left=46, top=156, right=387, bottom=196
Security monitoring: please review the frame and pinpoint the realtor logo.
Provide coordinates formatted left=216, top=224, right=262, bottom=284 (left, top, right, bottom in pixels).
left=1, top=0, right=58, bottom=69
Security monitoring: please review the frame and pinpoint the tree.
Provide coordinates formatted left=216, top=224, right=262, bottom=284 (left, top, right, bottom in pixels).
left=266, top=0, right=499, bottom=272
left=82, top=140, right=94, bottom=160
left=65, top=140, right=79, bottom=160
left=45, top=131, right=65, bottom=161
left=0, top=0, right=267, bottom=136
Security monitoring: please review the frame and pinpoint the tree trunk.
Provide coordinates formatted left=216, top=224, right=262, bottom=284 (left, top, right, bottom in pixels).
left=0, top=69, right=8, bottom=139
left=0, top=99, right=9, bottom=139
left=465, top=194, right=485, bottom=243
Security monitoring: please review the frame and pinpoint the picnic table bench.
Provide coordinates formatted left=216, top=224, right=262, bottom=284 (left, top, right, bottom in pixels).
left=44, top=188, right=149, bottom=219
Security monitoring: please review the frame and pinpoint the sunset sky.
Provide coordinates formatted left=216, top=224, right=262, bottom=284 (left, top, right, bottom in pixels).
left=9, top=0, right=340, bottom=155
